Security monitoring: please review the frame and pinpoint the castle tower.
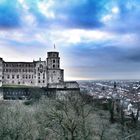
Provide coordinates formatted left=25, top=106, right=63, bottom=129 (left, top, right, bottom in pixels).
left=0, top=58, right=3, bottom=87
left=47, top=51, right=64, bottom=84
left=47, top=52, right=60, bottom=69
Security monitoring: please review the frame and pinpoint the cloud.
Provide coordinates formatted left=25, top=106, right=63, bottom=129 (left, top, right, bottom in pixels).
left=24, top=0, right=107, bottom=29
left=0, top=0, right=140, bottom=80
left=0, top=0, right=21, bottom=28
left=64, top=46, right=140, bottom=80
left=102, top=0, right=140, bottom=34
left=51, top=0, right=105, bottom=29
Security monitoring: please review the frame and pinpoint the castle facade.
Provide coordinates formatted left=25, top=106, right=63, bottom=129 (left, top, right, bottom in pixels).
left=0, top=51, right=64, bottom=87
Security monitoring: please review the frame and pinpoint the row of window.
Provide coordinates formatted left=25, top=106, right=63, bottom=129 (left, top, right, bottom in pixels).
left=9, top=81, right=33, bottom=84
left=38, top=80, right=45, bottom=83
left=5, top=92, right=29, bottom=96
left=1, top=79, right=46, bottom=85
left=52, top=64, right=59, bottom=68
left=51, top=59, right=59, bottom=64
left=4, top=63, right=35, bottom=67
left=38, top=76, right=45, bottom=79
left=5, top=74, right=34, bottom=79
left=5, top=80, right=45, bottom=84
left=38, top=73, right=45, bottom=76
left=3, top=68, right=47, bottom=73
left=3, top=69, right=34, bottom=73
left=4, top=75, right=46, bottom=80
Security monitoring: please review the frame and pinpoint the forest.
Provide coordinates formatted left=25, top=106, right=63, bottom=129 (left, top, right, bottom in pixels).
left=0, top=91, right=140, bottom=140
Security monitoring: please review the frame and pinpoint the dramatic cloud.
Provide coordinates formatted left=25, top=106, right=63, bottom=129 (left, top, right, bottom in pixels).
left=0, top=0, right=21, bottom=28
left=0, top=0, right=140, bottom=80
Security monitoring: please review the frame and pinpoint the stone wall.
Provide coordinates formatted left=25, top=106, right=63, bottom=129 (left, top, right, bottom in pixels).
left=0, top=85, right=80, bottom=100
left=47, top=69, right=64, bottom=84
left=3, top=62, right=35, bottom=86
left=34, top=61, right=47, bottom=87
left=48, top=81, right=79, bottom=88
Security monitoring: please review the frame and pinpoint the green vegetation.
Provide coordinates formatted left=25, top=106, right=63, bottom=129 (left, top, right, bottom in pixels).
left=0, top=92, right=140, bottom=140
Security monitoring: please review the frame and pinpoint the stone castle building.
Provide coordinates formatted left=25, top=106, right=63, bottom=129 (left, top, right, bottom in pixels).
left=0, top=50, right=78, bottom=88
left=0, top=49, right=79, bottom=100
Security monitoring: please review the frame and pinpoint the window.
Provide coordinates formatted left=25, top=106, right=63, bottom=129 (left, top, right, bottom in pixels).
left=53, top=59, right=55, bottom=63
left=7, top=75, right=10, bottom=79
left=12, top=75, right=14, bottom=79
left=17, top=75, right=19, bottom=79
left=43, top=73, right=45, bottom=79
left=23, top=75, right=24, bottom=79
left=53, top=65, right=55, bottom=68
left=38, top=80, right=40, bottom=83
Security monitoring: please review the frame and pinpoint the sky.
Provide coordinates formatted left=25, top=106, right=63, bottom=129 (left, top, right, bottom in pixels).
left=0, top=0, right=140, bottom=80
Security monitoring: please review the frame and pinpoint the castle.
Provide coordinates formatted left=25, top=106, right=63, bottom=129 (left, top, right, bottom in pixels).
left=0, top=51, right=64, bottom=87
left=0, top=49, right=79, bottom=99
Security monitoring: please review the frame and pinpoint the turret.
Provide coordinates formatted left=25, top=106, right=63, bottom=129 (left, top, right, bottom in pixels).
left=46, top=51, right=64, bottom=84
left=47, top=52, right=60, bottom=69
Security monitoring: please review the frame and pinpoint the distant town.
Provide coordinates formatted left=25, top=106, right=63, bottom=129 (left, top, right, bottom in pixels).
left=79, top=80, right=140, bottom=102
left=78, top=80, right=140, bottom=119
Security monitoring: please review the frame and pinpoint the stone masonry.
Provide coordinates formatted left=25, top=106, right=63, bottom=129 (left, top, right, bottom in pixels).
left=0, top=51, right=64, bottom=87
